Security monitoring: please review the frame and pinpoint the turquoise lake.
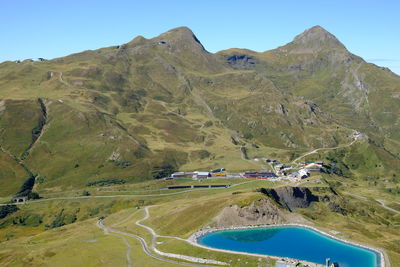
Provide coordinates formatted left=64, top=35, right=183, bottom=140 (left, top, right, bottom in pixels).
left=198, top=227, right=380, bottom=267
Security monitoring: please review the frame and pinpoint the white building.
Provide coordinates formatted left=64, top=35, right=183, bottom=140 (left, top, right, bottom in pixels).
left=298, top=169, right=310, bottom=178
left=192, top=171, right=210, bottom=180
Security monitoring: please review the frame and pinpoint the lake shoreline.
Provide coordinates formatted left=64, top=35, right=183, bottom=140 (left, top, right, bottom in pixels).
left=187, top=223, right=386, bottom=267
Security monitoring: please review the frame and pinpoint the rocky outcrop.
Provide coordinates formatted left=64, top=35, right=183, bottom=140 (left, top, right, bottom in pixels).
left=211, top=198, right=307, bottom=227
left=225, top=54, right=257, bottom=68
left=260, top=186, right=319, bottom=212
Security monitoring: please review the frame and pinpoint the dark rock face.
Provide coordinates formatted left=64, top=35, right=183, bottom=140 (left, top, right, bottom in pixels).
left=260, top=186, right=319, bottom=211
left=226, top=54, right=257, bottom=68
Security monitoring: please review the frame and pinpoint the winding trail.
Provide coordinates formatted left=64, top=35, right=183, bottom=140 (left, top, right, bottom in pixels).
left=134, top=206, right=227, bottom=265
left=112, top=209, right=141, bottom=227
left=122, top=237, right=132, bottom=267
left=58, top=72, right=70, bottom=87
left=97, top=219, right=200, bottom=266
left=291, top=138, right=358, bottom=165
left=97, top=210, right=226, bottom=266
left=376, top=199, right=400, bottom=215
left=96, top=220, right=132, bottom=267
left=342, top=192, right=400, bottom=215
left=136, top=206, right=187, bottom=244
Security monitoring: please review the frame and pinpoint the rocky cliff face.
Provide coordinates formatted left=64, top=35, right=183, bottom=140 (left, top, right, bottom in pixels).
left=260, top=186, right=319, bottom=211
left=211, top=198, right=308, bottom=227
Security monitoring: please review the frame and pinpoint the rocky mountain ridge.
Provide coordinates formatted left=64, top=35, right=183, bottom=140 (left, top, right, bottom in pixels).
left=0, top=25, right=399, bottom=196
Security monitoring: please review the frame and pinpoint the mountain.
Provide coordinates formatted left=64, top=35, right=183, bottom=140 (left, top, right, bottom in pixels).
left=286, top=25, right=347, bottom=52
left=219, top=26, right=400, bottom=157
left=0, top=26, right=399, bottom=197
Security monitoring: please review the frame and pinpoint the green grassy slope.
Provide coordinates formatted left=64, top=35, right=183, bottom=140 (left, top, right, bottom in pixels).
left=0, top=25, right=399, bottom=267
left=0, top=177, right=399, bottom=266
left=218, top=26, right=400, bottom=159
left=0, top=27, right=353, bottom=197
left=0, top=25, right=398, bottom=200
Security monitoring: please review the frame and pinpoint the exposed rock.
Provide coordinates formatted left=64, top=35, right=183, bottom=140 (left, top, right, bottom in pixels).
left=391, top=93, right=400, bottom=99
left=212, top=198, right=307, bottom=227
left=108, top=151, right=120, bottom=161
left=226, top=54, right=257, bottom=68
left=289, top=25, right=345, bottom=53
left=260, top=186, right=319, bottom=211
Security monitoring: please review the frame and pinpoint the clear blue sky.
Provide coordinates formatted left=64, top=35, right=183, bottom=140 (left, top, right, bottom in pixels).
left=1, top=0, right=399, bottom=74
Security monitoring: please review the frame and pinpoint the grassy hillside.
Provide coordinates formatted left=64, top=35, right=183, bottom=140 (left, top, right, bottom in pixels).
left=0, top=25, right=399, bottom=265
left=0, top=176, right=399, bottom=266
left=0, top=26, right=385, bottom=197
left=218, top=26, right=400, bottom=159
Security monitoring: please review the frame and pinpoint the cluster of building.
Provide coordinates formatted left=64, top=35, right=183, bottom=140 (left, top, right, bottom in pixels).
left=243, top=171, right=277, bottom=179
left=170, top=168, right=244, bottom=180
left=169, top=168, right=278, bottom=181
left=167, top=161, right=326, bottom=182
left=291, top=161, right=324, bottom=178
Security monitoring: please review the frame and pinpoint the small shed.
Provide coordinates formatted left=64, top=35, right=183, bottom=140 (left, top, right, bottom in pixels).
left=171, top=172, right=195, bottom=178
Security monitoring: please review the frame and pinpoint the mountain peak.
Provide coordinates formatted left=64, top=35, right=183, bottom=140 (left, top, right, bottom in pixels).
left=289, top=25, right=345, bottom=51
left=157, top=26, right=205, bottom=50
left=294, top=26, right=339, bottom=43
left=166, top=26, right=195, bottom=36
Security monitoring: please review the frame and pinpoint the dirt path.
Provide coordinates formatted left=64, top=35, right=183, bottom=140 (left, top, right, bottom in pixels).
left=291, top=138, right=357, bottom=165
left=343, top=192, right=400, bottom=215
left=112, top=210, right=141, bottom=227
left=58, top=72, right=70, bottom=87
left=122, top=237, right=132, bottom=267
left=97, top=218, right=216, bottom=266
left=136, top=206, right=187, bottom=243
left=97, top=219, right=198, bottom=266
left=96, top=219, right=132, bottom=267
left=376, top=199, right=400, bottom=215
left=134, top=206, right=227, bottom=265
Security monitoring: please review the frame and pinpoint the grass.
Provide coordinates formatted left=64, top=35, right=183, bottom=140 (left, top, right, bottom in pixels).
left=0, top=175, right=399, bottom=266
left=0, top=218, right=129, bottom=267
left=0, top=26, right=399, bottom=266
left=158, top=238, right=275, bottom=266
left=0, top=29, right=382, bottom=197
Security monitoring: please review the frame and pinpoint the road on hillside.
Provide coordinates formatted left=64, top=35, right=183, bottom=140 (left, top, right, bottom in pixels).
left=343, top=192, right=400, bottom=215
left=376, top=199, right=400, bottom=215
left=136, top=206, right=187, bottom=243
left=0, top=189, right=220, bottom=206
left=291, top=138, right=358, bottom=165
left=0, top=180, right=257, bottom=207
left=109, top=206, right=226, bottom=266
left=97, top=219, right=213, bottom=267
